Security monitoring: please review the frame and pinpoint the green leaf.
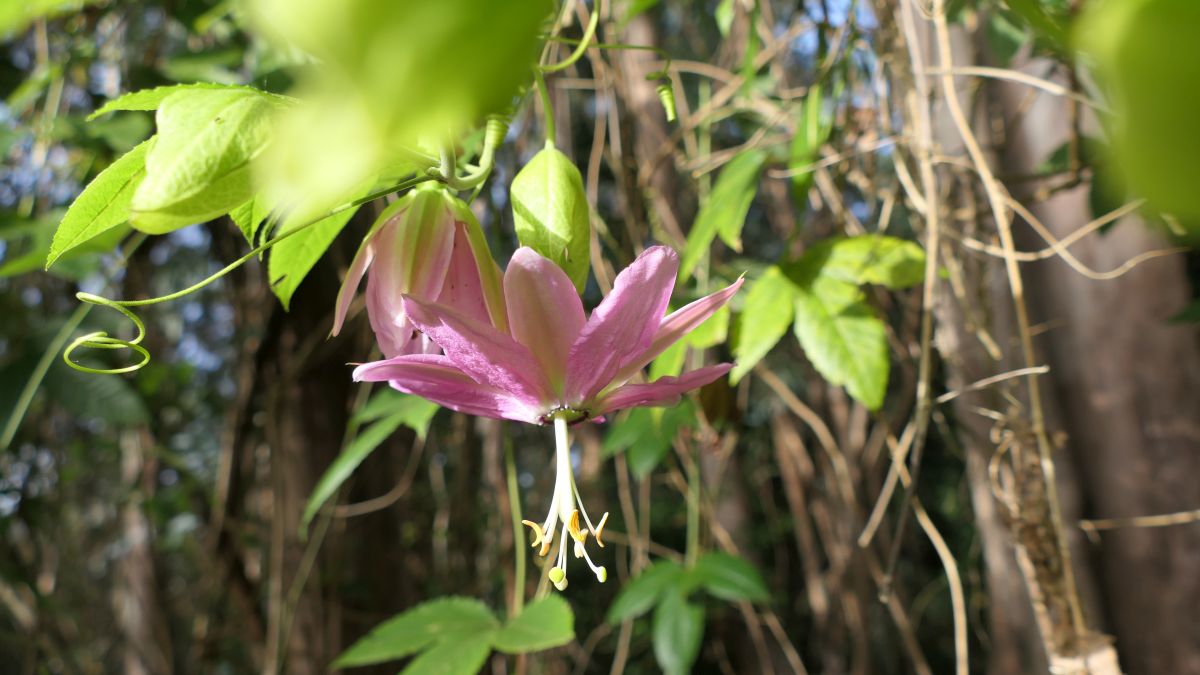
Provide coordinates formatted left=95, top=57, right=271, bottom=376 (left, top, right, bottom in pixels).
left=602, top=403, right=695, bottom=477
left=790, top=87, right=830, bottom=210
left=791, top=275, right=889, bottom=410
left=652, top=589, right=704, bottom=675
left=130, top=88, right=283, bottom=234
left=267, top=203, right=362, bottom=310
left=300, top=403, right=429, bottom=530
left=1005, top=0, right=1069, bottom=50
left=511, top=147, right=591, bottom=292
left=730, top=266, right=797, bottom=383
left=680, top=150, right=765, bottom=281
left=333, top=597, right=498, bottom=668
left=493, top=595, right=574, bottom=654
left=714, top=0, right=735, bottom=37
left=689, top=552, right=770, bottom=603
left=814, top=235, right=926, bottom=289
left=648, top=305, right=730, bottom=380
left=228, top=198, right=270, bottom=248
left=46, top=139, right=150, bottom=268
left=399, top=638, right=493, bottom=675
left=606, top=560, right=684, bottom=623
left=88, top=83, right=291, bottom=120
left=0, top=0, right=98, bottom=39
left=985, top=11, right=1028, bottom=68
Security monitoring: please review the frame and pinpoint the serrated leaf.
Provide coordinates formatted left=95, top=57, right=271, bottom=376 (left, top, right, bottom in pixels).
left=333, top=597, right=498, bottom=668
left=88, top=83, right=291, bottom=120
left=301, top=398, right=436, bottom=530
left=493, top=595, right=574, bottom=654
left=814, top=235, right=926, bottom=289
left=689, top=552, right=770, bottom=603
left=131, top=89, right=282, bottom=233
left=730, top=266, right=797, bottom=383
left=511, top=147, right=591, bottom=292
left=606, top=560, right=683, bottom=623
left=228, top=198, right=271, bottom=248
left=267, top=203, right=362, bottom=310
left=680, top=150, right=765, bottom=281
left=792, top=275, right=888, bottom=410
left=652, top=589, right=704, bottom=675
left=46, top=139, right=150, bottom=268
left=399, top=638, right=493, bottom=675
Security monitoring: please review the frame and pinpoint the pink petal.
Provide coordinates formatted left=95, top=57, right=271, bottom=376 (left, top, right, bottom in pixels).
left=435, top=222, right=494, bottom=325
left=354, top=355, right=540, bottom=423
left=564, top=246, right=679, bottom=404
left=595, top=363, right=733, bottom=414
left=404, top=296, right=554, bottom=407
left=368, top=198, right=456, bottom=326
left=611, top=276, right=744, bottom=385
left=504, top=248, right=585, bottom=392
left=330, top=228, right=379, bottom=338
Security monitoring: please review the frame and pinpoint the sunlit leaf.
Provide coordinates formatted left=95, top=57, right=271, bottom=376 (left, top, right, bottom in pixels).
left=812, top=235, right=926, bottom=289
left=267, top=202, right=362, bottom=310
left=46, top=138, right=150, bottom=268
left=131, top=88, right=285, bottom=234
left=790, top=87, right=830, bottom=210
left=0, top=0, right=97, bottom=39
left=652, top=588, right=704, bottom=675
left=88, top=83, right=291, bottom=120
left=791, top=274, right=888, bottom=410
left=333, top=597, right=498, bottom=667
left=493, top=595, right=574, bottom=654
left=730, top=266, right=797, bottom=383
left=680, top=150, right=765, bottom=281
left=511, top=147, right=591, bottom=292
left=607, top=560, right=684, bottom=623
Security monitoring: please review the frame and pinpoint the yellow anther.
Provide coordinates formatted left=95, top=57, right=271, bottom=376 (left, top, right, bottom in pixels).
left=520, top=520, right=545, bottom=549
left=538, top=538, right=553, bottom=557
left=549, top=567, right=568, bottom=591
left=567, top=510, right=587, bottom=543
left=596, top=566, right=607, bottom=583
left=594, top=512, right=609, bottom=548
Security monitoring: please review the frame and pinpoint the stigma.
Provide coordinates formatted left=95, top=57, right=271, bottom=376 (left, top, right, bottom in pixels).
left=520, top=414, right=608, bottom=591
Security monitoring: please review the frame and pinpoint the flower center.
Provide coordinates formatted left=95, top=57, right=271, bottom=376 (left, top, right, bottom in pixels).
left=520, top=413, right=608, bottom=591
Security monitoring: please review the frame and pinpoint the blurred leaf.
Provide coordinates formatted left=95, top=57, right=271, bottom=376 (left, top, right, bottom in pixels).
left=1003, top=0, right=1069, bottom=50
left=399, top=639, right=493, bottom=675
left=688, top=552, right=770, bottom=603
left=6, top=64, right=61, bottom=115
left=267, top=202, right=362, bottom=310
left=1077, top=0, right=1200, bottom=224
left=648, top=305, right=729, bottom=380
left=607, top=559, right=683, bottom=623
left=46, top=138, right=150, bottom=268
left=602, top=402, right=694, bottom=477
left=624, top=0, right=661, bottom=24
left=161, top=48, right=245, bottom=84
left=351, top=389, right=440, bottom=436
left=493, top=595, right=574, bottom=654
left=1170, top=299, right=1200, bottom=324
left=985, top=11, right=1027, bottom=67
left=131, top=88, right=285, bottom=234
left=0, top=0, right=97, bottom=39
left=511, top=147, right=591, bottom=292
left=813, top=235, right=926, bottom=289
left=730, top=266, right=797, bottom=383
left=789, top=86, right=830, bottom=210
left=714, top=0, right=735, bottom=37
left=681, top=150, right=766, bottom=281
left=792, top=275, right=888, bottom=410
left=333, top=597, right=498, bottom=667
left=43, top=363, right=149, bottom=425
left=652, top=588, right=704, bottom=675
left=300, top=395, right=437, bottom=529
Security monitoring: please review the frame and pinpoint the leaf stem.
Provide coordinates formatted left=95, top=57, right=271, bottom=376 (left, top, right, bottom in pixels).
left=533, top=69, right=556, bottom=148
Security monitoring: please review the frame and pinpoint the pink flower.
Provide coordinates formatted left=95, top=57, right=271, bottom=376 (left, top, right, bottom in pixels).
left=352, top=244, right=741, bottom=589
left=331, top=185, right=507, bottom=357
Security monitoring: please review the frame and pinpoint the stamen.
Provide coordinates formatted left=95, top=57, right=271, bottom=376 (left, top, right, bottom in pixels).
left=520, top=520, right=545, bottom=549
left=567, top=510, right=588, bottom=543
left=594, top=512, right=609, bottom=548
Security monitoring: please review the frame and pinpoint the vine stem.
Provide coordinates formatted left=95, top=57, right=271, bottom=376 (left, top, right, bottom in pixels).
left=505, top=439, right=526, bottom=617
left=533, top=69, right=556, bottom=148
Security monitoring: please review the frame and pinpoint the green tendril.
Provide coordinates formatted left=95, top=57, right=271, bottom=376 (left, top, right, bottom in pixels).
left=62, top=174, right=435, bottom=376
left=539, top=0, right=602, bottom=74
left=63, top=293, right=151, bottom=375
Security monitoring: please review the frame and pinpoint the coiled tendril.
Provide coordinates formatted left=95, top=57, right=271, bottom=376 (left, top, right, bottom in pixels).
left=63, top=292, right=151, bottom=374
